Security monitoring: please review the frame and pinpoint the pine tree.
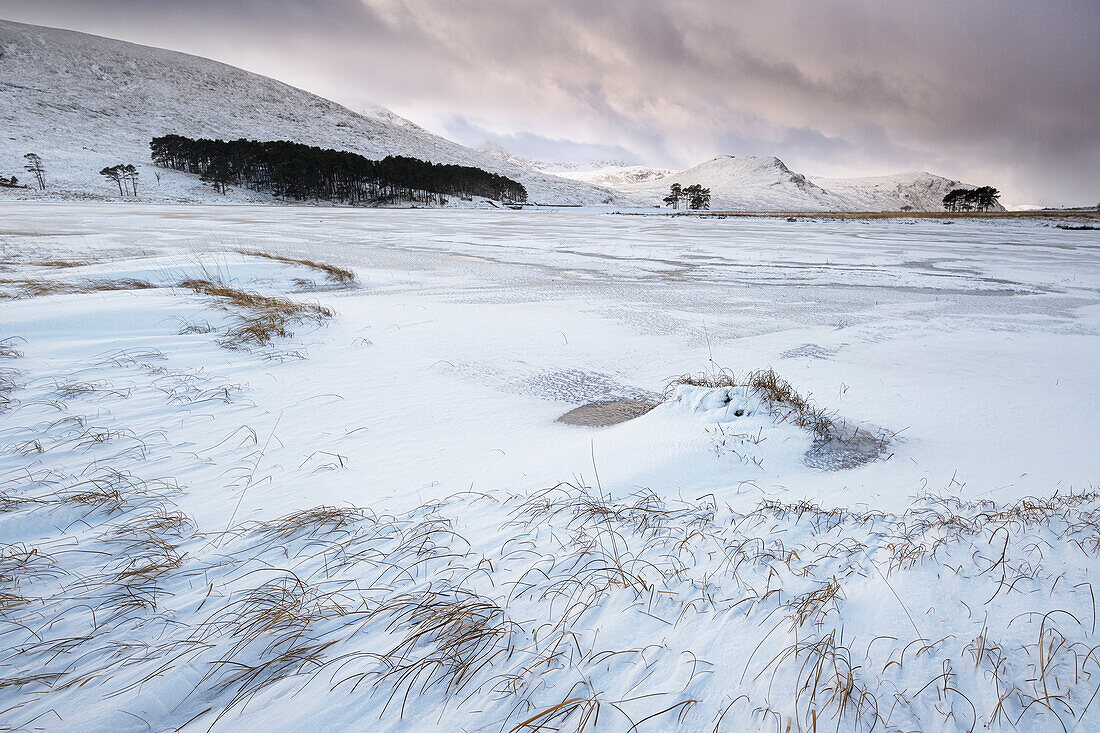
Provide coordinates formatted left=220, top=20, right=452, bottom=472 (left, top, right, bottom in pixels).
left=663, top=183, right=683, bottom=209
left=973, top=186, right=1000, bottom=211
left=99, top=165, right=124, bottom=196
left=200, top=157, right=231, bottom=194
left=685, top=184, right=711, bottom=210
left=123, top=164, right=139, bottom=196
left=942, top=189, right=964, bottom=212
left=23, top=153, right=45, bottom=190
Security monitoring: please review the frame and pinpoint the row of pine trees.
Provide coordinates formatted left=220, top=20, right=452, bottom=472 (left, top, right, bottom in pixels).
left=149, top=135, right=527, bottom=205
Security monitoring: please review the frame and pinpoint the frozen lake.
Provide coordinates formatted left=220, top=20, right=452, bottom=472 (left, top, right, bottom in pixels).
left=2, top=202, right=1099, bottom=732
left=5, top=204, right=1097, bottom=512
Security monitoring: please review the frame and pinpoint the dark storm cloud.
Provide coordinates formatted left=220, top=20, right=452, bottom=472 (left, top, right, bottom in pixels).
left=3, top=0, right=1098, bottom=205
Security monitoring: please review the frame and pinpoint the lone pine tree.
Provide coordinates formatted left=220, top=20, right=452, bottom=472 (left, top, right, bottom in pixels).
left=23, top=153, right=45, bottom=190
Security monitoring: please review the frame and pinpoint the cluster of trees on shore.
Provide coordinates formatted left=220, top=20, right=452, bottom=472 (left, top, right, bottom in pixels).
left=99, top=164, right=139, bottom=196
left=149, top=135, right=527, bottom=205
left=663, top=183, right=711, bottom=210
left=943, top=186, right=1000, bottom=212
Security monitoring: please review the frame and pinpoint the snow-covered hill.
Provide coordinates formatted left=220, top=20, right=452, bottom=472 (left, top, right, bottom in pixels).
left=810, top=171, right=1004, bottom=212
left=0, top=20, right=617, bottom=206
left=619, top=155, right=847, bottom=211
left=615, top=155, right=1002, bottom=212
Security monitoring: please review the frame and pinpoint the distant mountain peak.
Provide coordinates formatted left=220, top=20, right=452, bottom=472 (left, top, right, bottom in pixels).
left=610, top=152, right=999, bottom=211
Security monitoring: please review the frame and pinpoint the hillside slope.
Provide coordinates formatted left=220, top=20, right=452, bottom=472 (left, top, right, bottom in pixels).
left=811, top=171, right=1005, bottom=212
left=619, top=155, right=847, bottom=211
left=0, top=20, right=616, bottom=205
left=561, top=165, right=676, bottom=188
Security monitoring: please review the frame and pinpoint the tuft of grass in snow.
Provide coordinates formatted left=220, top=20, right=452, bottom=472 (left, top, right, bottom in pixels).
left=668, top=367, right=836, bottom=438
left=238, top=250, right=357, bottom=288
left=180, top=277, right=334, bottom=349
left=0, top=337, right=24, bottom=360
left=0, top=277, right=154, bottom=299
left=0, top=257, right=91, bottom=268
left=0, top=340, right=22, bottom=415
left=665, top=366, right=739, bottom=392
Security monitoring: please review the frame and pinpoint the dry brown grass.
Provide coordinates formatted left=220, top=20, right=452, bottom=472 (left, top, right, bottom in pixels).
left=238, top=250, right=357, bottom=288
left=352, top=586, right=517, bottom=706
left=0, top=341, right=21, bottom=415
left=0, top=258, right=90, bottom=268
left=666, top=367, right=835, bottom=438
left=664, top=367, right=739, bottom=392
left=0, top=277, right=154, bottom=299
left=180, top=277, right=334, bottom=349
left=0, top=337, right=24, bottom=359
left=248, top=506, right=369, bottom=543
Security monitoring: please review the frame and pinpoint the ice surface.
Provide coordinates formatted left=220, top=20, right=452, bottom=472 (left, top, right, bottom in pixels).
left=1, top=203, right=1098, bottom=731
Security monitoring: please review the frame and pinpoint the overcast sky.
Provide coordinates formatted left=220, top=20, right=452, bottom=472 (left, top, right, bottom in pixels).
left=4, top=0, right=1098, bottom=206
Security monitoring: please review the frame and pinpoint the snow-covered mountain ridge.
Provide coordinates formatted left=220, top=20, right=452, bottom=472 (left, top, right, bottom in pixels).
left=614, top=155, right=1002, bottom=212
left=0, top=20, right=617, bottom=205
left=0, top=20, right=1000, bottom=211
left=474, top=143, right=674, bottom=188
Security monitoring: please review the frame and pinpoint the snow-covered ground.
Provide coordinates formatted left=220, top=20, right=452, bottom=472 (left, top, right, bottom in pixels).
left=1, top=202, right=1099, bottom=731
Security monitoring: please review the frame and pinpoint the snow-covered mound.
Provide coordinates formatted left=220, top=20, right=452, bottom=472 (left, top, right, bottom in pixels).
left=0, top=20, right=617, bottom=206
left=616, top=155, right=1000, bottom=212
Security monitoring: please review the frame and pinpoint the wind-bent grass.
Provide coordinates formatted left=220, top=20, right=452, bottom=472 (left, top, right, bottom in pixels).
left=238, top=250, right=357, bottom=288
left=5, top=461, right=1100, bottom=731
left=0, top=338, right=23, bottom=360
left=0, top=277, right=154, bottom=299
left=180, top=277, right=334, bottom=349
left=1, top=337, right=1097, bottom=732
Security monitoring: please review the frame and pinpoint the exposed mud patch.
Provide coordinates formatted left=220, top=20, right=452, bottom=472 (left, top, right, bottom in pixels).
left=557, top=398, right=659, bottom=427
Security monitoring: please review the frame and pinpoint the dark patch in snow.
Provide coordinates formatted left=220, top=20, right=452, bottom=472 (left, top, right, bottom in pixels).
left=805, top=419, right=892, bottom=470
left=556, top=398, right=658, bottom=427
left=780, top=343, right=841, bottom=360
